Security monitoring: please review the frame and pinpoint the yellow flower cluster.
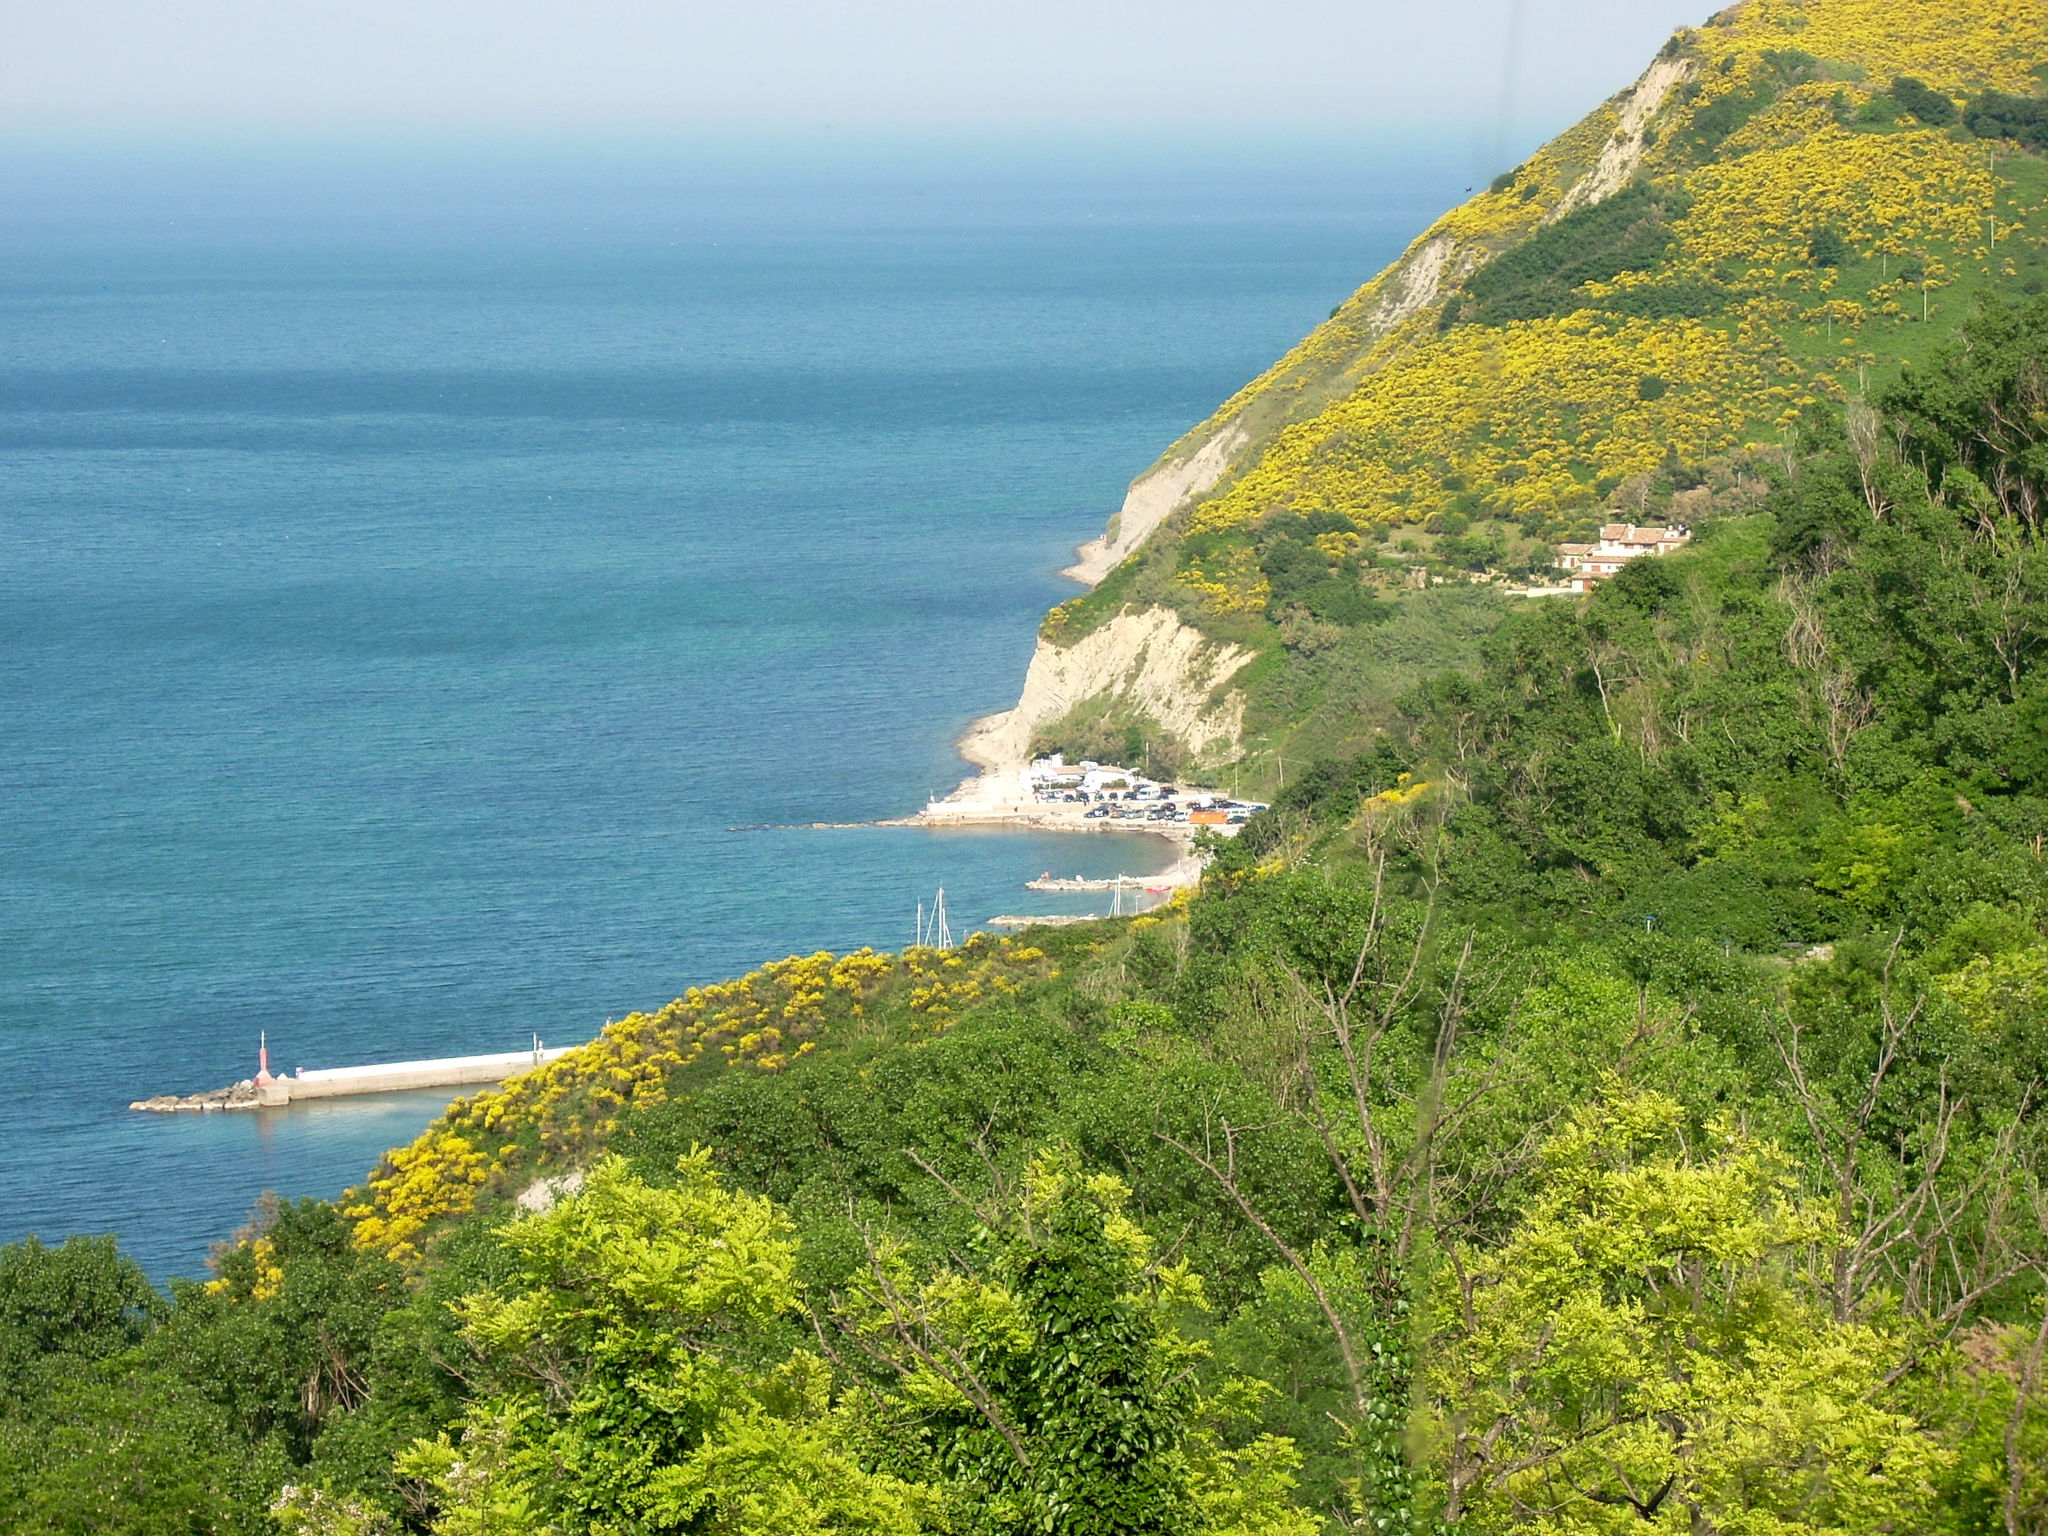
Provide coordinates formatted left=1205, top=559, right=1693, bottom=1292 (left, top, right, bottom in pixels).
left=347, top=1130, right=489, bottom=1265
left=1174, top=544, right=1271, bottom=615
left=420, top=949, right=894, bottom=1172
left=203, top=1235, right=284, bottom=1300
left=1675, top=113, right=1994, bottom=281
left=342, top=937, right=1055, bottom=1263
left=1722, top=0, right=2048, bottom=93
left=900, top=937, right=1042, bottom=1025
left=1193, top=313, right=1786, bottom=530
left=1368, top=774, right=1434, bottom=808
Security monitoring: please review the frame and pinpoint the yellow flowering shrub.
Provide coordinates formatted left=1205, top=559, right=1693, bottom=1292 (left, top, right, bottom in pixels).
left=203, top=1235, right=284, bottom=1300
left=346, top=1130, right=489, bottom=1265
left=1174, top=543, right=1271, bottom=615
left=1722, top=0, right=2048, bottom=93
left=1674, top=116, right=1994, bottom=281
left=1369, top=774, right=1434, bottom=808
left=1192, top=313, right=1786, bottom=531
left=899, top=936, right=1037, bottom=1025
left=342, top=937, right=1055, bottom=1263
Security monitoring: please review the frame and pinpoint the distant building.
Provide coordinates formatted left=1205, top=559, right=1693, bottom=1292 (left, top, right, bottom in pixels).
left=1554, top=522, right=1691, bottom=591
left=1027, top=756, right=1146, bottom=797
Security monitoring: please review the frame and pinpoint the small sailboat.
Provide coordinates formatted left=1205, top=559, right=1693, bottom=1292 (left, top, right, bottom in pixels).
left=915, top=886, right=953, bottom=949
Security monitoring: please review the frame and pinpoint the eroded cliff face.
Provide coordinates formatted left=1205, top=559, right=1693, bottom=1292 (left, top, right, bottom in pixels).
left=1553, top=54, right=1693, bottom=217
left=1062, top=423, right=1249, bottom=586
left=958, top=607, right=1251, bottom=773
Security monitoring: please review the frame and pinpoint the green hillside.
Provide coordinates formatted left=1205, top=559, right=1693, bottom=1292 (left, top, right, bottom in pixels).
left=1032, top=0, right=2048, bottom=791
left=3, top=3, right=2047, bottom=1533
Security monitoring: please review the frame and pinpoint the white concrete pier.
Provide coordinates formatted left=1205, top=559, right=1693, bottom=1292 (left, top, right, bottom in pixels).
left=132, top=1042, right=576, bottom=1113
left=266, top=1046, right=575, bottom=1104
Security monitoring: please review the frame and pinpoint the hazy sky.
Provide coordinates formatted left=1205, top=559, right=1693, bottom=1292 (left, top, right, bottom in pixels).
left=10, top=0, right=1714, bottom=139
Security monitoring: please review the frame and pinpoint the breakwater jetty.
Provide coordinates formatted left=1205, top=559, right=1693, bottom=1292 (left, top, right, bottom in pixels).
left=131, top=1037, right=573, bottom=1113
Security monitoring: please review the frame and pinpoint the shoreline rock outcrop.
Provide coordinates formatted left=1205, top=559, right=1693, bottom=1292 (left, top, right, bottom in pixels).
left=131, top=1080, right=260, bottom=1113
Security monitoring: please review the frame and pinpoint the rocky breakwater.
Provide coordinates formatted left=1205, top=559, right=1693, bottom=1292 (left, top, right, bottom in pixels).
left=131, top=1080, right=262, bottom=1113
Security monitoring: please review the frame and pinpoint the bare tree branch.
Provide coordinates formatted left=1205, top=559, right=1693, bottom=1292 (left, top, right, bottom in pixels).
left=845, top=1219, right=1035, bottom=1470
left=2006, top=1300, right=2048, bottom=1536
left=1158, top=1115, right=1368, bottom=1415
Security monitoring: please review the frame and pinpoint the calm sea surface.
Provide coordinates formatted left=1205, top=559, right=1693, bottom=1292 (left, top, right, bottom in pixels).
left=0, top=139, right=1462, bottom=1280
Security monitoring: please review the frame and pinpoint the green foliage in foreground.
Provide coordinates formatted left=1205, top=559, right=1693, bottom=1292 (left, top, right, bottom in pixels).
left=3, top=301, right=2047, bottom=1534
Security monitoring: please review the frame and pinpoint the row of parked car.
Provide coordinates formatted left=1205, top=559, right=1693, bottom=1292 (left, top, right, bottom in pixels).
left=1083, top=801, right=1257, bottom=825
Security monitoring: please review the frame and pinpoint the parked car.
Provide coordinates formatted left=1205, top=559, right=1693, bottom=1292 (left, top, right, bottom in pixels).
left=1085, top=805, right=1110, bottom=819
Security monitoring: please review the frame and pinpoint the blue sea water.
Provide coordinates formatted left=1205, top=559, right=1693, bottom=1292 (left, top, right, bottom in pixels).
left=0, top=138, right=1463, bottom=1281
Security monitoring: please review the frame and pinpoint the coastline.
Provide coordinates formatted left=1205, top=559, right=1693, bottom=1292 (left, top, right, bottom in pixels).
left=891, top=765, right=1216, bottom=895
left=890, top=454, right=1260, bottom=898
left=7, top=154, right=1435, bottom=1287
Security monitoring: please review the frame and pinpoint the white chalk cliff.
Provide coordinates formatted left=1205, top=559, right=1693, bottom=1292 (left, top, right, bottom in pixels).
left=1062, top=422, right=1248, bottom=586
left=1554, top=55, right=1693, bottom=218
left=958, top=607, right=1252, bottom=774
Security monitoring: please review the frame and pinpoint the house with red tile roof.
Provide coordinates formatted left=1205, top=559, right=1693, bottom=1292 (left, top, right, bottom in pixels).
left=1554, top=523, right=1690, bottom=591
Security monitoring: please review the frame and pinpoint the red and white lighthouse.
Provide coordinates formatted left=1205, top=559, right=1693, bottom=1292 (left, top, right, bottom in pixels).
left=252, top=1031, right=291, bottom=1105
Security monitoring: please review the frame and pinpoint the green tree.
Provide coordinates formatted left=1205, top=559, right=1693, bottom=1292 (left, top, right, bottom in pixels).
left=0, top=1234, right=160, bottom=1392
left=1891, top=75, right=1959, bottom=127
left=402, top=1152, right=923, bottom=1536
left=0, top=1372, right=288, bottom=1536
left=1807, top=226, right=1850, bottom=269
left=1423, top=1088, right=1948, bottom=1533
left=1884, top=293, right=2048, bottom=532
left=840, top=1148, right=1315, bottom=1536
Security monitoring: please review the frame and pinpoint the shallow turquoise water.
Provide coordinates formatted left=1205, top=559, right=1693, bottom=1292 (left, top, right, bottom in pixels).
left=0, top=140, right=1459, bottom=1280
